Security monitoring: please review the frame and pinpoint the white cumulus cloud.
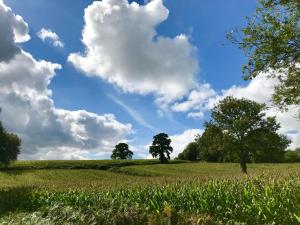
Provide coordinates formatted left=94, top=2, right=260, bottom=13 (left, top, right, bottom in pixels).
left=68, top=0, right=198, bottom=102
left=0, top=51, right=132, bottom=159
left=171, top=74, right=300, bottom=149
left=0, top=1, right=132, bottom=159
left=37, top=28, right=64, bottom=48
left=171, top=83, right=216, bottom=114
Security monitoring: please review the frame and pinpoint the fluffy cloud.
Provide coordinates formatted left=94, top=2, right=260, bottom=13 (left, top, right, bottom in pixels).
left=0, top=1, right=132, bottom=159
left=169, top=129, right=202, bottom=158
left=171, top=83, right=216, bottom=116
left=220, top=76, right=277, bottom=104
left=37, top=28, right=64, bottom=48
left=172, top=75, right=300, bottom=149
left=171, top=76, right=279, bottom=117
left=187, top=111, right=204, bottom=119
left=0, top=0, right=30, bottom=61
left=170, top=76, right=277, bottom=116
left=68, top=0, right=198, bottom=102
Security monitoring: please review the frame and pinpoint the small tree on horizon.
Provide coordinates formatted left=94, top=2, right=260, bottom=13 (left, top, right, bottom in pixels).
left=149, top=133, right=173, bottom=163
left=111, top=143, right=133, bottom=160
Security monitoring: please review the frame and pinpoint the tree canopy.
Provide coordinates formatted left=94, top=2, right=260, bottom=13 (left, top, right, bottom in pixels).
left=149, top=133, right=173, bottom=163
left=228, top=0, right=300, bottom=113
left=111, top=143, right=133, bottom=160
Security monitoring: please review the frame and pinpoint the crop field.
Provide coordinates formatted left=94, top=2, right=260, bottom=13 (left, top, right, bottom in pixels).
left=0, top=161, right=299, bottom=225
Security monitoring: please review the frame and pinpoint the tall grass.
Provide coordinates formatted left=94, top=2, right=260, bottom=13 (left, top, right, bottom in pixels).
left=1, top=173, right=299, bottom=225
left=0, top=162, right=299, bottom=224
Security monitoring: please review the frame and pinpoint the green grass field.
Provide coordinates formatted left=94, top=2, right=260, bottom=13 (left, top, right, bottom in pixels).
left=0, top=161, right=299, bottom=225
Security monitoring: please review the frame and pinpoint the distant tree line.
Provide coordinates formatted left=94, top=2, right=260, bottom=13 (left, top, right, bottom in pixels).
left=284, top=148, right=300, bottom=163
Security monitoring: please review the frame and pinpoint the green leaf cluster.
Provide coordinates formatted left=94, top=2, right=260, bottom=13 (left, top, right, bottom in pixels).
left=228, top=0, right=300, bottom=112
left=0, top=120, right=21, bottom=166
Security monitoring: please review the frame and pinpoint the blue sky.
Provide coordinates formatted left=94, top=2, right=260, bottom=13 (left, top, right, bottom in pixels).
left=1, top=0, right=299, bottom=159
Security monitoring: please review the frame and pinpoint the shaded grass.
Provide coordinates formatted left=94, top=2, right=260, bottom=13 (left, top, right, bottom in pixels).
left=0, top=205, right=218, bottom=225
left=0, top=159, right=187, bottom=171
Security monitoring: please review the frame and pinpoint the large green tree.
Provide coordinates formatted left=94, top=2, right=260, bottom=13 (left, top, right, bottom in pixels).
left=149, top=133, right=173, bottom=163
left=111, top=143, right=133, bottom=160
left=0, top=109, right=21, bottom=165
left=195, top=121, right=289, bottom=164
left=211, top=96, right=288, bottom=173
left=228, top=0, right=300, bottom=113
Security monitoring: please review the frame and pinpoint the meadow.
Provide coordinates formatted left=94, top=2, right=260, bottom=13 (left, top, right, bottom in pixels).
left=0, top=161, right=299, bottom=225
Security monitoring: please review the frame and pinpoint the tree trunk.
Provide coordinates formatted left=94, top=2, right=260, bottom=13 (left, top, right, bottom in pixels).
left=159, top=153, right=164, bottom=163
left=240, top=150, right=248, bottom=174
left=159, top=153, right=168, bottom=164
left=240, top=158, right=247, bottom=174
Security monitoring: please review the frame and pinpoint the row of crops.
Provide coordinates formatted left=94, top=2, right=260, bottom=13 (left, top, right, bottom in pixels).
left=1, top=173, right=299, bottom=225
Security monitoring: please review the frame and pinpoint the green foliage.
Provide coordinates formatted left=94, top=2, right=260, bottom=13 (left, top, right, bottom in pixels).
left=195, top=119, right=290, bottom=165
left=111, top=143, right=133, bottom=160
left=0, top=121, right=21, bottom=166
left=210, top=96, right=289, bottom=173
left=228, top=0, right=300, bottom=112
left=149, top=133, right=173, bottom=163
left=284, top=149, right=300, bottom=162
left=177, top=142, right=199, bottom=161
left=246, top=131, right=290, bottom=163
left=196, top=124, right=235, bottom=162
